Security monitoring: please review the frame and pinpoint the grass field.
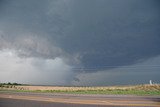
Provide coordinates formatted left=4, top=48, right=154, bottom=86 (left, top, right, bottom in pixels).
left=0, top=84, right=160, bottom=95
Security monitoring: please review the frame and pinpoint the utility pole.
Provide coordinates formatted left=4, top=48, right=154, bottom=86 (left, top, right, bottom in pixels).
left=149, top=80, right=153, bottom=85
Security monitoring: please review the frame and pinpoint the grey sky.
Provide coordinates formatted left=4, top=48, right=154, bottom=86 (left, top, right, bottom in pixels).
left=0, top=0, right=160, bottom=86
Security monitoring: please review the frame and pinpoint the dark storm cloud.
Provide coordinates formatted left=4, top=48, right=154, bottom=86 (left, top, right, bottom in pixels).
left=0, top=0, right=160, bottom=72
left=56, top=0, right=160, bottom=70
left=0, top=0, right=67, bottom=59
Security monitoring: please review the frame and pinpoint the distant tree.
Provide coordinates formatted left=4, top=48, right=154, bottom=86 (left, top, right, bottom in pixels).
left=13, top=83, right=18, bottom=85
left=7, top=82, right=11, bottom=85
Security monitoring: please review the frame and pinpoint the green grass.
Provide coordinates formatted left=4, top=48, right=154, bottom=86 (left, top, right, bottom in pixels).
left=1, top=84, right=160, bottom=96
left=0, top=88, right=160, bottom=96
left=41, top=89, right=160, bottom=95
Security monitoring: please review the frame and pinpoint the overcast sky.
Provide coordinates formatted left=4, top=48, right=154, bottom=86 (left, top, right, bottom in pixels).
left=0, top=0, right=160, bottom=86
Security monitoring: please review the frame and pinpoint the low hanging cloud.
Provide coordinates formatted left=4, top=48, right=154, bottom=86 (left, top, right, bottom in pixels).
left=73, top=55, right=160, bottom=86
left=0, top=49, right=73, bottom=85
left=0, top=31, right=63, bottom=58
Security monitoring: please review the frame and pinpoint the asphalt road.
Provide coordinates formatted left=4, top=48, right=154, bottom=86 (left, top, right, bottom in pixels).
left=0, top=98, right=112, bottom=107
left=0, top=91, right=160, bottom=107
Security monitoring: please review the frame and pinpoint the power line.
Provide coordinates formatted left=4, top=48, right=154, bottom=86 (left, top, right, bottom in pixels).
left=72, top=65, right=160, bottom=71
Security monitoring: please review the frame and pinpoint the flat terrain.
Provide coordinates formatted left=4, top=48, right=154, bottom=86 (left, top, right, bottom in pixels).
left=0, top=91, right=160, bottom=107
left=1, top=84, right=160, bottom=95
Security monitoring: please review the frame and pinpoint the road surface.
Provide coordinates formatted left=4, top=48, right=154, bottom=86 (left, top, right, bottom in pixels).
left=0, top=91, right=160, bottom=107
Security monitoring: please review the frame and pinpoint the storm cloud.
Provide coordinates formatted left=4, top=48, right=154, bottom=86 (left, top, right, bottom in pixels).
left=0, top=49, right=73, bottom=85
left=0, top=0, right=160, bottom=85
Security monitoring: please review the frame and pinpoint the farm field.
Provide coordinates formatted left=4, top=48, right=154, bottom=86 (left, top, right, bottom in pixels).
left=1, top=84, right=160, bottom=95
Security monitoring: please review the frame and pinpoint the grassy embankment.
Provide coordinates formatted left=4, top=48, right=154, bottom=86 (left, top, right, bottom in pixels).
left=0, top=83, right=160, bottom=95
